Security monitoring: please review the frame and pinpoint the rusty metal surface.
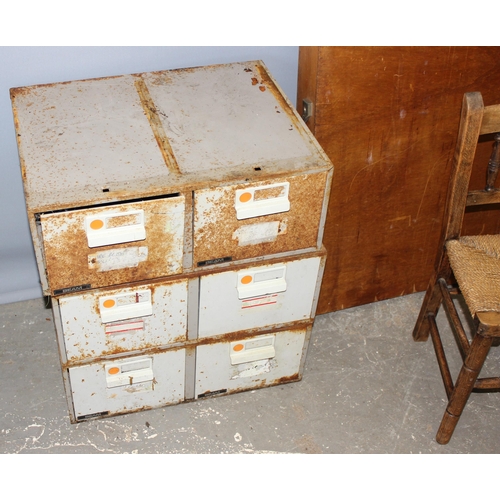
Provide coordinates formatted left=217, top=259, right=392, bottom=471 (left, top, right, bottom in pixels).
left=68, top=348, right=186, bottom=420
left=10, top=60, right=333, bottom=422
left=195, top=327, right=307, bottom=399
left=58, top=278, right=188, bottom=363
left=142, top=62, right=319, bottom=176
left=193, top=171, right=328, bottom=265
left=10, top=75, right=171, bottom=212
left=11, top=61, right=332, bottom=214
left=40, top=197, right=185, bottom=294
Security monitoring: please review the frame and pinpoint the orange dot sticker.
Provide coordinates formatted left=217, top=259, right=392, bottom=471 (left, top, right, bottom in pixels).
left=90, top=219, right=104, bottom=230
left=233, top=344, right=244, bottom=352
left=239, top=192, right=252, bottom=203
left=108, top=367, right=120, bottom=375
left=103, top=299, right=116, bottom=308
left=240, top=275, right=253, bottom=285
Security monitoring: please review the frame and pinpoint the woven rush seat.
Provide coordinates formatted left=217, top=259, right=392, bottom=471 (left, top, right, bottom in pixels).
left=447, top=234, right=500, bottom=316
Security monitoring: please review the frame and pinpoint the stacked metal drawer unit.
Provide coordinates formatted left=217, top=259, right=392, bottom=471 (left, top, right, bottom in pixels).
left=10, top=61, right=333, bottom=422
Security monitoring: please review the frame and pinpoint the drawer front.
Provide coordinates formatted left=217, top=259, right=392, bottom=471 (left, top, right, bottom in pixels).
left=193, top=172, right=327, bottom=266
left=195, top=329, right=307, bottom=399
left=40, top=196, right=185, bottom=294
left=58, top=279, right=188, bottom=363
left=198, top=256, right=321, bottom=338
left=69, top=350, right=185, bottom=421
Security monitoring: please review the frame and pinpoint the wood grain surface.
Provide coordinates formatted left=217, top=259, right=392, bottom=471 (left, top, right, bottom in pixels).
left=297, top=47, right=500, bottom=314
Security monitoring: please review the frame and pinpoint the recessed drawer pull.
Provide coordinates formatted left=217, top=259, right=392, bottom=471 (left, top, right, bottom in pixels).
left=230, top=336, right=276, bottom=365
left=105, top=357, right=154, bottom=388
left=85, top=210, right=146, bottom=248
left=235, top=182, right=290, bottom=220
left=98, top=290, right=152, bottom=323
left=237, top=265, right=287, bottom=299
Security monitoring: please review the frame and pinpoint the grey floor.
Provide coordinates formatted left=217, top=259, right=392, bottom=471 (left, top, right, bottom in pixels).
left=2, top=291, right=500, bottom=454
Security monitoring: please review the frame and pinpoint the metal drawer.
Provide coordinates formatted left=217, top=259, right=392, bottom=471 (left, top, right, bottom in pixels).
left=57, top=278, right=188, bottom=363
left=39, top=196, right=185, bottom=294
left=193, top=171, right=328, bottom=267
left=68, top=349, right=186, bottom=422
left=198, top=255, right=323, bottom=338
left=195, top=328, right=308, bottom=399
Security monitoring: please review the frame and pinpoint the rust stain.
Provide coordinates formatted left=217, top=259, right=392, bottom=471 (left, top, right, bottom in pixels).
left=200, top=373, right=301, bottom=400
left=62, top=343, right=187, bottom=370
left=62, top=321, right=312, bottom=366
left=253, top=63, right=314, bottom=143
left=193, top=171, right=327, bottom=265
left=134, top=76, right=181, bottom=175
left=41, top=197, right=184, bottom=294
left=10, top=74, right=125, bottom=101
left=105, top=213, right=140, bottom=228
left=253, top=185, right=285, bottom=201
left=66, top=333, right=188, bottom=364
left=259, top=86, right=266, bottom=92
left=251, top=77, right=258, bottom=85
left=196, top=321, right=312, bottom=347
left=274, top=373, right=300, bottom=384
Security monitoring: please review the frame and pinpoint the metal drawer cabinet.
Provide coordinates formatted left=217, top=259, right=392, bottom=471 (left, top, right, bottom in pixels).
left=198, top=251, right=325, bottom=338
left=54, top=277, right=189, bottom=363
left=39, top=196, right=185, bottom=295
left=66, top=349, right=186, bottom=422
left=195, top=327, right=310, bottom=400
left=11, top=60, right=334, bottom=422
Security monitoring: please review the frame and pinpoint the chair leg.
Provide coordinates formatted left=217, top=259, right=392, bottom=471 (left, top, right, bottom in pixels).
left=413, top=279, right=443, bottom=342
left=436, top=331, right=493, bottom=444
left=414, top=253, right=453, bottom=342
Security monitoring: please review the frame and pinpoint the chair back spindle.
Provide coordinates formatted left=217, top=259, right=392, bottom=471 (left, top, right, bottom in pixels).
left=486, top=133, right=500, bottom=192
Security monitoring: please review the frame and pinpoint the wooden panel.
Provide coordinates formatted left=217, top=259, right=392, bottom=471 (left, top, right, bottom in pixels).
left=298, top=47, right=500, bottom=314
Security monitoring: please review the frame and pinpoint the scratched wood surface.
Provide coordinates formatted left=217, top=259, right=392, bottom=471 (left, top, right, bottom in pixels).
left=297, top=47, right=500, bottom=314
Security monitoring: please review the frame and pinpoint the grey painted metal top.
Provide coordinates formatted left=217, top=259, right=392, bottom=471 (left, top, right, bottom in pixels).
left=11, top=61, right=332, bottom=212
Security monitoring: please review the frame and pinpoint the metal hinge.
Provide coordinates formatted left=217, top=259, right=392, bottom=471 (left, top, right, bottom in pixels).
left=301, top=98, right=313, bottom=123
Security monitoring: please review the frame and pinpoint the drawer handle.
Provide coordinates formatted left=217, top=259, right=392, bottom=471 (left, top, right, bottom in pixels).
left=99, top=290, right=152, bottom=323
left=105, top=357, right=153, bottom=388
left=235, top=182, right=290, bottom=220
left=230, top=336, right=275, bottom=365
left=237, top=265, right=287, bottom=299
left=85, top=210, right=146, bottom=248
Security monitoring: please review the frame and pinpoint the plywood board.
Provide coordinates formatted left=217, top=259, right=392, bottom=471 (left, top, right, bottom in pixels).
left=298, top=47, right=500, bottom=313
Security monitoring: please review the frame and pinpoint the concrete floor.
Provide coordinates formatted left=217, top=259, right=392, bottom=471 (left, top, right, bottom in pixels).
left=1, top=291, right=500, bottom=454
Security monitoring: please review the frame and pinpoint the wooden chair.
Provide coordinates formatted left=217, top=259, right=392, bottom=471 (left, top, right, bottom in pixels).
left=413, top=92, right=500, bottom=444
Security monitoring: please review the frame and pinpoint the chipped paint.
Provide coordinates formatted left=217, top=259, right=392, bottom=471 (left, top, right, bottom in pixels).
left=232, top=221, right=283, bottom=246
left=58, top=278, right=188, bottom=363
left=193, top=172, right=328, bottom=265
left=88, top=246, right=148, bottom=272
left=195, top=328, right=307, bottom=399
left=40, top=196, right=185, bottom=294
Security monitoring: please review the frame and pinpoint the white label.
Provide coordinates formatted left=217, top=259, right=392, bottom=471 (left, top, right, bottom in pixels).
left=241, top=294, right=278, bottom=309
left=233, top=221, right=285, bottom=246
left=88, top=246, right=148, bottom=271
left=230, top=359, right=272, bottom=379
left=105, top=319, right=145, bottom=335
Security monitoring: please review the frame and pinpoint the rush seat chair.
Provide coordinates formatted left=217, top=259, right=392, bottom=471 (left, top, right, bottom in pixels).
left=413, top=92, right=500, bottom=444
